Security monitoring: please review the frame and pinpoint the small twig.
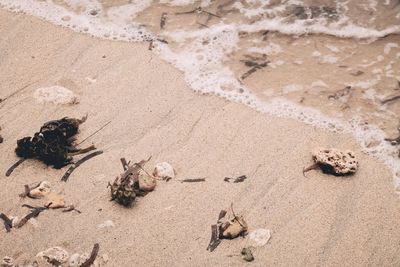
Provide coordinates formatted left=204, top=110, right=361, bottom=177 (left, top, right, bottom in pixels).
left=62, top=205, right=81, bottom=214
left=0, top=213, right=13, bottom=232
left=5, top=158, right=26, bottom=177
left=179, top=178, right=206, bottom=183
left=218, top=210, right=227, bottom=221
left=207, top=224, right=221, bottom=252
left=17, top=205, right=49, bottom=228
left=197, top=22, right=209, bottom=28
left=121, top=158, right=129, bottom=171
left=76, top=121, right=111, bottom=146
left=381, top=95, right=400, bottom=105
left=80, top=243, right=99, bottom=267
left=61, top=150, right=103, bottom=182
left=302, top=163, right=319, bottom=177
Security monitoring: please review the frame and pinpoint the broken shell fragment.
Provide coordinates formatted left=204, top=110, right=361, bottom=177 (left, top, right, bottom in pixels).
left=29, top=181, right=52, bottom=198
left=44, top=192, right=65, bottom=209
left=248, top=228, right=271, bottom=246
left=311, top=148, right=358, bottom=175
left=35, top=247, right=69, bottom=266
left=1, top=256, right=14, bottom=267
left=221, top=216, right=248, bottom=239
left=153, top=162, right=175, bottom=180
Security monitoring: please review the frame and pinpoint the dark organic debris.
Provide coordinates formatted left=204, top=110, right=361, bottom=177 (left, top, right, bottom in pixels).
left=0, top=213, right=13, bottom=232
left=241, top=247, right=254, bottom=262
left=328, top=86, right=352, bottom=100
left=14, top=116, right=94, bottom=169
left=240, top=55, right=269, bottom=80
left=17, top=204, right=49, bottom=228
left=62, top=205, right=81, bottom=214
left=61, top=150, right=103, bottom=182
left=381, top=94, right=400, bottom=105
left=108, top=157, right=155, bottom=207
left=5, top=158, right=26, bottom=177
left=224, top=175, right=247, bottom=183
left=175, top=7, right=220, bottom=18
left=289, top=5, right=338, bottom=20
left=160, top=12, right=167, bottom=29
left=350, top=70, right=364, bottom=76
left=179, top=178, right=206, bottom=183
left=207, top=204, right=248, bottom=252
left=80, top=243, right=100, bottom=267
left=19, top=183, right=42, bottom=199
left=0, top=126, right=3, bottom=143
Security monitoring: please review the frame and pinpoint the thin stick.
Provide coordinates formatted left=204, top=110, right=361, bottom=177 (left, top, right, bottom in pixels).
left=61, top=151, right=103, bottom=182
left=76, top=121, right=111, bottom=146
left=67, top=145, right=96, bottom=156
left=80, top=243, right=99, bottom=267
left=120, top=158, right=129, bottom=171
left=381, top=95, right=400, bottom=105
left=17, top=205, right=48, bottom=228
left=303, top=163, right=319, bottom=177
left=179, top=178, right=206, bottom=183
left=5, top=158, right=26, bottom=177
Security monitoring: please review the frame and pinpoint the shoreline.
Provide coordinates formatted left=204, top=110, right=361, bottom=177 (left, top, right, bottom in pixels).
left=1, top=9, right=400, bottom=266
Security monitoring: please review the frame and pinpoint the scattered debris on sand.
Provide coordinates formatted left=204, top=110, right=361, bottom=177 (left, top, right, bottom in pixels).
left=241, top=247, right=254, bottom=262
left=224, top=175, right=247, bottom=183
left=153, top=162, right=175, bottom=181
left=35, top=246, right=69, bottom=266
left=0, top=213, right=13, bottom=232
left=0, top=126, right=3, bottom=143
left=8, top=116, right=96, bottom=176
left=61, top=150, right=103, bottom=182
left=160, top=12, right=167, bottom=29
left=109, top=157, right=156, bottom=207
left=207, top=204, right=248, bottom=252
left=303, top=148, right=358, bottom=176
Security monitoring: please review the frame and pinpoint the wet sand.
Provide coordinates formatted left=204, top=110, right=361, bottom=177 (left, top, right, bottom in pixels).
left=1, top=9, right=400, bottom=266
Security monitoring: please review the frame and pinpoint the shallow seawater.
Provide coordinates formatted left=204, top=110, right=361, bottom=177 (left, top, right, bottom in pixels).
left=1, top=0, right=400, bottom=187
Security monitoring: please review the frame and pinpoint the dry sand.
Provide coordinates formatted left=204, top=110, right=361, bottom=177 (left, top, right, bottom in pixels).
left=1, top=9, right=400, bottom=266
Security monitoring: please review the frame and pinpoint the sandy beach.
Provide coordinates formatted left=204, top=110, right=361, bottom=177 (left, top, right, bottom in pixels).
left=1, top=8, right=400, bottom=266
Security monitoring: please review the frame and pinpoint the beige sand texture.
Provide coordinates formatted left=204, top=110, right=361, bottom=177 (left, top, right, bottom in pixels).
left=1, top=9, right=400, bottom=267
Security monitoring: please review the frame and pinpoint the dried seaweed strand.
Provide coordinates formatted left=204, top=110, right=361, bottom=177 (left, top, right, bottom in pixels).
left=61, top=150, right=103, bottom=182
left=302, top=163, right=319, bottom=177
left=381, top=95, right=400, bottom=105
left=179, top=178, right=206, bottom=183
left=80, top=243, right=99, bottom=267
left=160, top=12, right=167, bottom=29
left=5, top=158, right=26, bottom=177
left=62, top=205, right=81, bottom=214
left=0, top=213, right=13, bottom=232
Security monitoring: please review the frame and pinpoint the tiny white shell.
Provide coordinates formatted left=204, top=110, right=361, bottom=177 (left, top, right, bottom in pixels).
left=36, top=247, right=69, bottom=265
left=153, top=162, right=175, bottom=180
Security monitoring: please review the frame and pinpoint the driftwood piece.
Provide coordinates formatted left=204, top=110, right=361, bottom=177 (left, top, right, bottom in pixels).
left=5, top=158, right=26, bottom=177
left=80, top=243, right=99, bottom=267
left=0, top=213, right=13, bottom=232
left=241, top=61, right=269, bottom=80
left=207, top=224, right=221, bottom=252
left=61, top=150, right=103, bottom=182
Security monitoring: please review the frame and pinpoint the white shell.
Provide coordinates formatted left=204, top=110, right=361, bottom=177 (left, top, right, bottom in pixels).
left=34, top=86, right=78, bottom=105
left=30, top=181, right=52, bottom=198
left=153, top=162, right=175, bottom=180
left=68, top=253, right=81, bottom=267
left=312, top=148, right=358, bottom=175
left=36, top=247, right=69, bottom=265
left=97, top=220, right=115, bottom=229
left=248, top=228, right=271, bottom=246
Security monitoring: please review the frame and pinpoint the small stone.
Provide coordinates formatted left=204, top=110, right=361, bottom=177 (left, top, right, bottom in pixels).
left=34, top=86, right=78, bottom=105
left=138, top=172, right=156, bottom=191
left=36, top=247, right=69, bottom=266
left=241, top=247, right=254, bottom=262
left=312, top=148, right=358, bottom=175
left=153, top=162, right=175, bottom=180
